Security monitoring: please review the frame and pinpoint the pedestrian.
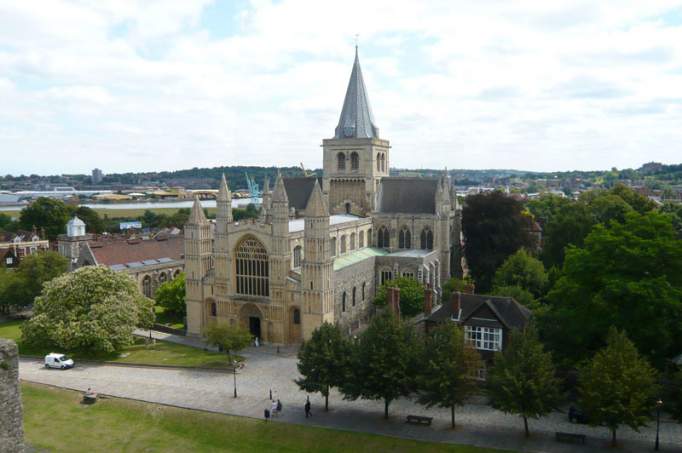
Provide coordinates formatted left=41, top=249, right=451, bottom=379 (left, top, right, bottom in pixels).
left=264, top=408, right=270, bottom=422
left=255, top=337, right=260, bottom=347
left=277, top=399, right=282, bottom=413
left=271, top=399, right=278, bottom=418
left=304, top=399, right=311, bottom=418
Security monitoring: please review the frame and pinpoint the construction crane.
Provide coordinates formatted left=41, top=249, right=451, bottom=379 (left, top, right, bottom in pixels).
left=244, top=172, right=261, bottom=201
left=300, top=162, right=313, bottom=177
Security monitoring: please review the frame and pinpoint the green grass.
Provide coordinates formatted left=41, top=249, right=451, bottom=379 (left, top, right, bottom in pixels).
left=154, top=305, right=185, bottom=330
left=22, top=383, right=506, bottom=453
left=0, top=320, right=231, bottom=369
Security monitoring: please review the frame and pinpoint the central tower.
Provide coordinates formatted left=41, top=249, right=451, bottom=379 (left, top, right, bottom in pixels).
left=322, top=47, right=390, bottom=215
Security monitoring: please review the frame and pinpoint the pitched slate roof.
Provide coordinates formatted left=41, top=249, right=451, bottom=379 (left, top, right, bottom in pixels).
left=334, top=47, right=379, bottom=139
left=283, top=177, right=323, bottom=210
left=377, top=177, right=439, bottom=214
left=429, top=293, right=532, bottom=331
left=87, top=235, right=184, bottom=267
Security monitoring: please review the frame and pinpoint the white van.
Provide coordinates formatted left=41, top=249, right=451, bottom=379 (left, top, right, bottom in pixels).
left=44, top=353, right=74, bottom=369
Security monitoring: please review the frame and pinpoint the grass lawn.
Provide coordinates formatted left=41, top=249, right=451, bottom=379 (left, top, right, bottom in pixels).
left=22, top=383, right=507, bottom=453
left=154, top=305, right=185, bottom=330
left=0, top=320, right=231, bottom=369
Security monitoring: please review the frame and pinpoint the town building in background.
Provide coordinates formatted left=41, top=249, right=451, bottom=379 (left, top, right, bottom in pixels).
left=0, top=231, right=50, bottom=268
left=91, top=168, right=104, bottom=184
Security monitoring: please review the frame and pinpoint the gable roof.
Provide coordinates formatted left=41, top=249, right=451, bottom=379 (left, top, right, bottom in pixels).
left=429, top=293, right=531, bottom=331
left=283, top=177, right=323, bottom=211
left=378, top=177, right=439, bottom=214
left=334, top=47, right=379, bottom=139
left=87, top=235, right=183, bottom=267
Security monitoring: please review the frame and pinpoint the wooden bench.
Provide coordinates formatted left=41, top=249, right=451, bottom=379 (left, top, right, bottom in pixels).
left=555, top=432, right=586, bottom=444
left=406, top=415, right=433, bottom=426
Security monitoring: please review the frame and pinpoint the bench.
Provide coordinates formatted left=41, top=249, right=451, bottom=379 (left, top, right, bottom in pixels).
left=555, top=432, right=586, bottom=444
left=406, top=415, right=433, bottom=426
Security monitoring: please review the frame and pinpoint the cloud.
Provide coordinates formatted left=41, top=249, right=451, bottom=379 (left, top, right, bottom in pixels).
left=1, top=0, right=682, bottom=175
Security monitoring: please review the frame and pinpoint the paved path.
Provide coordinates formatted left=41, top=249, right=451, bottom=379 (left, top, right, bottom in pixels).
left=19, top=352, right=682, bottom=453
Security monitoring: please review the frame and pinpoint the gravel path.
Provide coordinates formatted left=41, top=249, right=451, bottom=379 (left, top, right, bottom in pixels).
left=19, top=351, right=682, bottom=453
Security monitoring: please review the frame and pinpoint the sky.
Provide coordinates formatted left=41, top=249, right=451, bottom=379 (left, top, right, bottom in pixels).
left=1, top=0, right=682, bottom=176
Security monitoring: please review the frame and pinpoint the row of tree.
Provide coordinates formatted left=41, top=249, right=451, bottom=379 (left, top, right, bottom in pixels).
left=297, top=318, right=668, bottom=446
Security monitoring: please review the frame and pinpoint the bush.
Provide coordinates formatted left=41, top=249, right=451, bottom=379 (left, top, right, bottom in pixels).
left=374, top=277, right=424, bottom=317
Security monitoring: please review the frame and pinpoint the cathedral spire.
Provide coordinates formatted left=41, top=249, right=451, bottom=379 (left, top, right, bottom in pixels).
left=305, top=179, right=328, bottom=217
left=189, top=196, right=207, bottom=224
left=334, top=47, right=379, bottom=139
left=218, top=173, right=230, bottom=201
left=272, top=171, right=288, bottom=203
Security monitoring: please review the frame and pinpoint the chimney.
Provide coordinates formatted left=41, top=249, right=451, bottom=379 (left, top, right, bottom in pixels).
left=452, top=291, right=462, bottom=321
left=423, top=287, right=433, bottom=315
left=462, top=282, right=475, bottom=294
left=387, top=287, right=401, bottom=320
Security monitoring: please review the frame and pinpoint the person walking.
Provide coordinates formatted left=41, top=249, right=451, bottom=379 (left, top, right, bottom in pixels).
left=276, top=399, right=282, bottom=414
left=271, top=399, right=278, bottom=418
left=264, top=408, right=270, bottom=422
left=304, top=398, right=312, bottom=418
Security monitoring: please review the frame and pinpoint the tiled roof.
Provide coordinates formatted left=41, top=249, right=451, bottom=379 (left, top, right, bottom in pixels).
left=429, top=293, right=531, bottom=331
left=378, top=177, right=439, bottom=214
left=88, top=236, right=183, bottom=267
left=283, top=177, right=323, bottom=211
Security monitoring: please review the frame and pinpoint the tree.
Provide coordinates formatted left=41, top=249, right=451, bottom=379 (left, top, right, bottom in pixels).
left=542, top=211, right=682, bottom=367
left=668, top=370, right=682, bottom=423
left=416, top=323, right=482, bottom=428
left=491, top=285, right=538, bottom=310
left=492, top=249, right=547, bottom=298
left=462, top=191, right=533, bottom=292
left=21, top=266, right=155, bottom=353
left=203, top=323, right=252, bottom=358
left=0, top=213, right=17, bottom=232
left=341, top=312, right=416, bottom=418
left=578, top=328, right=659, bottom=447
left=0, top=252, right=68, bottom=311
left=374, top=277, right=425, bottom=317
left=541, top=201, right=595, bottom=268
left=296, top=323, right=352, bottom=411
left=155, top=273, right=186, bottom=316
left=19, top=197, right=71, bottom=239
left=441, top=276, right=474, bottom=303
left=487, top=325, right=561, bottom=437
left=71, top=206, right=104, bottom=233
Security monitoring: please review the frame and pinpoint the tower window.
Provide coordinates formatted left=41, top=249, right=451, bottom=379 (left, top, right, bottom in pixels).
left=376, top=153, right=381, bottom=171
left=352, top=287, right=356, bottom=306
left=331, top=237, right=337, bottom=257
left=293, top=308, right=301, bottom=324
left=377, top=226, right=390, bottom=248
left=235, top=237, right=269, bottom=297
left=362, top=282, right=366, bottom=300
left=345, top=202, right=351, bottom=214
left=350, top=152, right=359, bottom=170
left=342, top=292, right=347, bottom=312
left=398, top=227, right=411, bottom=249
left=337, top=152, right=346, bottom=171
left=420, top=228, right=434, bottom=250
left=293, top=245, right=302, bottom=268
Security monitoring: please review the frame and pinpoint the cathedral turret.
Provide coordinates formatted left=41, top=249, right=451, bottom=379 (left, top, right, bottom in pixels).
left=301, top=180, right=334, bottom=340
left=323, top=47, right=390, bottom=214
left=268, top=172, right=291, bottom=343
left=436, top=169, right=452, bottom=287
left=261, top=176, right=272, bottom=223
left=215, top=174, right=232, bottom=295
left=185, top=197, right=213, bottom=336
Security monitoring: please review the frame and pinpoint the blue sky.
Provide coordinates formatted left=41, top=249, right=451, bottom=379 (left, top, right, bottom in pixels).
left=1, top=0, right=681, bottom=175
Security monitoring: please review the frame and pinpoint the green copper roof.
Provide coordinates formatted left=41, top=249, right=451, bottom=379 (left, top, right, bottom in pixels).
left=333, top=247, right=388, bottom=271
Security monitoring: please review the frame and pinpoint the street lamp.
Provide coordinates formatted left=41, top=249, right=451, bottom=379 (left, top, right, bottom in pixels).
left=233, top=360, right=238, bottom=398
left=655, top=398, right=663, bottom=451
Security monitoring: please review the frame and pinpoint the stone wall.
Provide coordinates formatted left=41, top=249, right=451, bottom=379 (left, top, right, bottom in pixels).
left=0, top=339, right=24, bottom=453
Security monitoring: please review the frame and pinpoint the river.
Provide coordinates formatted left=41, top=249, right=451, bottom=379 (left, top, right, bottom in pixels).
left=0, top=198, right=261, bottom=212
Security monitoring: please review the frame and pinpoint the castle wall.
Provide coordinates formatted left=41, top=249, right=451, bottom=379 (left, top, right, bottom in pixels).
left=0, top=339, right=24, bottom=453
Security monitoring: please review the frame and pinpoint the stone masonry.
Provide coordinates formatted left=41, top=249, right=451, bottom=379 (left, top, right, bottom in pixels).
left=0, top=339, right=24, bottom=453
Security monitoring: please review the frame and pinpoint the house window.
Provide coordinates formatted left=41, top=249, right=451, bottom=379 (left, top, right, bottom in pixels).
left=293, top=245, right=302, bottom=268
left=340, top=235, right=347, bottom=254
left=398, top=227, right=411, bottom=249
left=235, top=237, right=269, bottom=297
left=420, top=228, right=434, bottom=249
left=359, top=230, right=364, bottom=248
left=350, top=233, right=356, bottom=250
left=337, top=152, right=346, bottom=170
left=377, top=226, right=390, bottom=248
left=350, top=152, right=359, bottom=170
left=464, top=326, right=503, bottom=351
left=380, top=270, right=392, bottom=285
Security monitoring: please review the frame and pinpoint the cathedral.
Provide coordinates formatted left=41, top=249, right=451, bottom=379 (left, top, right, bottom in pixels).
left=185, top=49, right=462, bottom=343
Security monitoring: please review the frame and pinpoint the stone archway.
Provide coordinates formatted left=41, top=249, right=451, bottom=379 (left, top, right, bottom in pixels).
left=239, top=303, right=263, bottom=341
left=288, top=306, right=302, bottom=343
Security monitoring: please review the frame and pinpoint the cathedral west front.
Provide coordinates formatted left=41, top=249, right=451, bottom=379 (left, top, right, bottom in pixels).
left=184, top=48, right=463, bottom=344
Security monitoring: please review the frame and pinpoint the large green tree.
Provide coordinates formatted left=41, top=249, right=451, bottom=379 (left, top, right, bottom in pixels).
left=374, top=277, right=425, bottom=317
left=341, top=312, right=417, bottom=418
left=155, top=273, right=186, bottom=316
left=540, top=201, right=595, bottom=269
left=21, top=266, right=155, bottom=353
left=492, top=249, right=547, bottom=298
left=19, top=197, right=71, bottom=240
left=0, top=251, right=68, bottom=311
left=71, top=206, right=104, bottom=233
left=578, top=328, right=659, bottom=447
left=542, top=211, right=682, bottom=367
left=203, top=323, right=252, bottom=359
left=462, top=191, right=533, bottom=292
left=416, top=323, right=482, bottom=428
left=487, top=325, right=561, bottom=437
left=296, top=323, right=352, bottom=411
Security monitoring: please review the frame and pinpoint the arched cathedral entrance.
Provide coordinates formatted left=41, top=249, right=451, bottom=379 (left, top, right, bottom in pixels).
left=239, top=303, right=263, bottom=341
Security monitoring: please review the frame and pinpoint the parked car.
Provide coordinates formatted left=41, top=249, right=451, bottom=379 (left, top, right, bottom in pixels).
left=44, top=353, right=74, bottom=369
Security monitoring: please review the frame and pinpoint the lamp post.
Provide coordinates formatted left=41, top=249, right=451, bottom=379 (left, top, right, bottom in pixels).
left=233, top=360, right=238, bottom=398
left=655, top=398, right=663, bottom=451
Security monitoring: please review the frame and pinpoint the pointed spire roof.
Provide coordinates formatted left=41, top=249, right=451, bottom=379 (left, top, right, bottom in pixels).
left=272, top=171, right=288, bottom=202
left=189, top=196, right=207, bottom=224
left=305, top=179, right=328, bottom=217
left=334, top=47, right=379, bottom=139
left=218, top=174, right=230, bottom=201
